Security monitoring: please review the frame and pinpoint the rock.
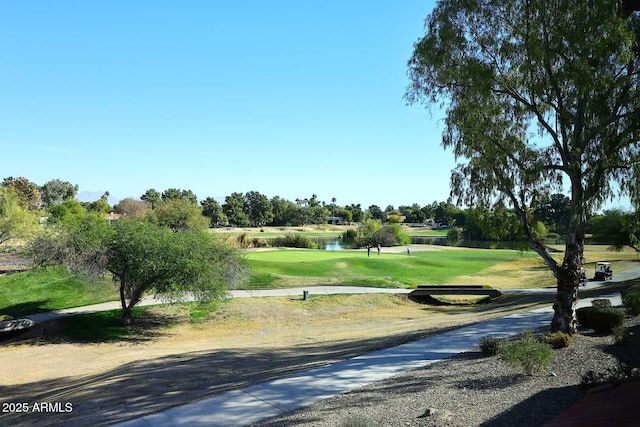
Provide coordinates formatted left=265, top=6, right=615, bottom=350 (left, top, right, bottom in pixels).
left=0, top=318, right=35, bottom=333
left=421, top=407, right=437, bottom=417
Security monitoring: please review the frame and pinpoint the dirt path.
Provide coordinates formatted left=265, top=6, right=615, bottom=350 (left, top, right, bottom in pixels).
left=0, top=293, right=553, bottom=427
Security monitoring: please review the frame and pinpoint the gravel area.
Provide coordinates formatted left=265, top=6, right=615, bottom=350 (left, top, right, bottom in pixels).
left=256, top=317, right=640, bottom=427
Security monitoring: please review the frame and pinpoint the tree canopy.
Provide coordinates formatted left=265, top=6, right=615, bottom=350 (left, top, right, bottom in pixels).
left=0, top=187, right=39, bottom=245
left=150, top=198, right=210, bottom=231
left=2, top=177, right=41, bottom=210
left=407, top=0, right=640, bottom=332
left=106, top=220, right=246, bottom=320
left=40, top=179, right=79, bottom=207
left=114, top=198, right=149, bottom=219
left=200, top=197, right=226, bottom=226
left=29, top=217, right=248, bottom=321
left=589, top=208, right=640, bottom=251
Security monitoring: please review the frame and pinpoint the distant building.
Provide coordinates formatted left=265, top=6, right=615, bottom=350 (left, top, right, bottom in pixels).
left=327, top=216, right=344, bottom=225
left=105, top=212, right=123, bottom=224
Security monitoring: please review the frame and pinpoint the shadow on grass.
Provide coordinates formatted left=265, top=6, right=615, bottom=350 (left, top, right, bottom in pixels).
left=0, top=299, right=53, bottom=318
left=0, top=332, right=441, bottom=427
left=2, top=307, right=170, bottom=345
left=2, top=280, right=637, bottom=426
left=55, top=308, right=170, bottom=343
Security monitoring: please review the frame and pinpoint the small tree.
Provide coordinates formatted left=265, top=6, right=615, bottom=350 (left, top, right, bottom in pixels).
left=244, top=191, right=274, bottom=226
left=107, top=220, right=247, bottom=321
left=200, top=197, right=226, bottom=226
left=349, top=219, right=410, bottom=247
left=85, top=198, right=111, bottom=214
left=590, top=209, right=640, bottom=252
left=30, top=218, right=248, bottom=322
left=2, top=176, right=41, bottom=210
left=161, top=188, right=198, bottom=204
left=270, top=196, right=299, bottom=226
left=114, top=198, right=149, bottom=219
left=367, top=205, right=384, bottom=221
left=223, top=192, right=250, bottom=226
left=40, top=179, right=78, bottom=207
left=141, top=189, right=162, bottom=209
left=28, top=213, right=112, bottom=277
left=47, top=199, right=87, bottom=224
left=0, top=188, right=39, bottom=245
left=150, top=198, right=209, bottom=231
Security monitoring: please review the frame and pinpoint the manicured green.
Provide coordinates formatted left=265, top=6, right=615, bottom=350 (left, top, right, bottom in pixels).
left=0, top=267, right=119, bottom=317
left=245, top=248, right=537, bottom=289
left=2, top=247, right=537, bottom=317
left=405, top=229, right=449, bottom=237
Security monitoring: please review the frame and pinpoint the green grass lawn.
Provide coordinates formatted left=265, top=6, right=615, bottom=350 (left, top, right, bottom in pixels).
left=245, top=248, right=538, bottom=289
left=404, top=228, right=449, bottom=237
left=0, top=267, right=119, bottom=317
left=6, top=244, right=630, bottom=318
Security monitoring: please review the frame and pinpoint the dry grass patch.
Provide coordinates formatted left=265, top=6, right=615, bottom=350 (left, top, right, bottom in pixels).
left=449, top=257, right=555, bottom=289
left=449, top=245, right=640, bottom=290
left=0, top=293, right=555, bottom=426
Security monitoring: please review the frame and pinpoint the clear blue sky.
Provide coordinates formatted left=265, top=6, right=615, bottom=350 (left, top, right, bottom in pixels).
left=1, top=1, right=457, bottom=209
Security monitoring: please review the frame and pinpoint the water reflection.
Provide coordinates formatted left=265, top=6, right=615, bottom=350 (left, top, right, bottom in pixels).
left=314, top=236, right=527, bottom=251
left=324, top=239, right=344, bottom=251
left=315, top=238, right=345, bottom=251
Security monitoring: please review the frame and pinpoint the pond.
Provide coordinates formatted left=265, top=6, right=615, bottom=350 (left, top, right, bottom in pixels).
left=313, top=236, right=529, bottom=251
left=314, top=237, right=346, bottom=251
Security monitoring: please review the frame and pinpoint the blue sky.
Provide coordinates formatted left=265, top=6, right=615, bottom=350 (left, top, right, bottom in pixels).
left=1, top=1, right=456, bottom=208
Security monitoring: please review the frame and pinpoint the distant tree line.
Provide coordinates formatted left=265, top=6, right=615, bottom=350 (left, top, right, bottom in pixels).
left=1, top=176, right=637, bottom=248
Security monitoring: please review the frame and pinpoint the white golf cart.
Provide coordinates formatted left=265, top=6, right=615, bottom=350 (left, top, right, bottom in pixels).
left=594, top=261, right=613, bottom=281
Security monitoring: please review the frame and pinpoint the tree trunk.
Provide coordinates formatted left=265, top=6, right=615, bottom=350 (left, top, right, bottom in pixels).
left=119, top=281, right=133, bottom=326
left=551, top=266, right=580, bottom=333
left=119, top=280, right=143, bottom=326
left=551, top=231, right=584, bottom=334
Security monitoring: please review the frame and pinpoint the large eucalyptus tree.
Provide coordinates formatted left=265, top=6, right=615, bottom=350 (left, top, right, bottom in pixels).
left=406, top=0, right=640, bottom=332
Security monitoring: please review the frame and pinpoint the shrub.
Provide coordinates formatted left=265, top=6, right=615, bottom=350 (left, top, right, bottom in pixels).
left=497, top=330, right=554, bottom=375
left=373, top=224, right=410, bottom=246
left=478, top=335, right=504, bottom=356
left=591, top=298, right=612, bottom=308
left=621, top=285, right=640, bottom=316
left=348, top=219, right=410, bottom=247
left=581, top=363, right=640, bottom=390
left=447, top=227, right=464, bottom=240
left=271, top=234, right=318, bottom=249
left=576, top=307, right=625, bottom=334
left=544, top=331, right=571, bottom=349
left=575, top=307, right=590, bottom=326
left=340, top=229, right=358, bottom=245
left=612, top=323, right=627, bottom=344
left=249, top=237, right=268, bottom=248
